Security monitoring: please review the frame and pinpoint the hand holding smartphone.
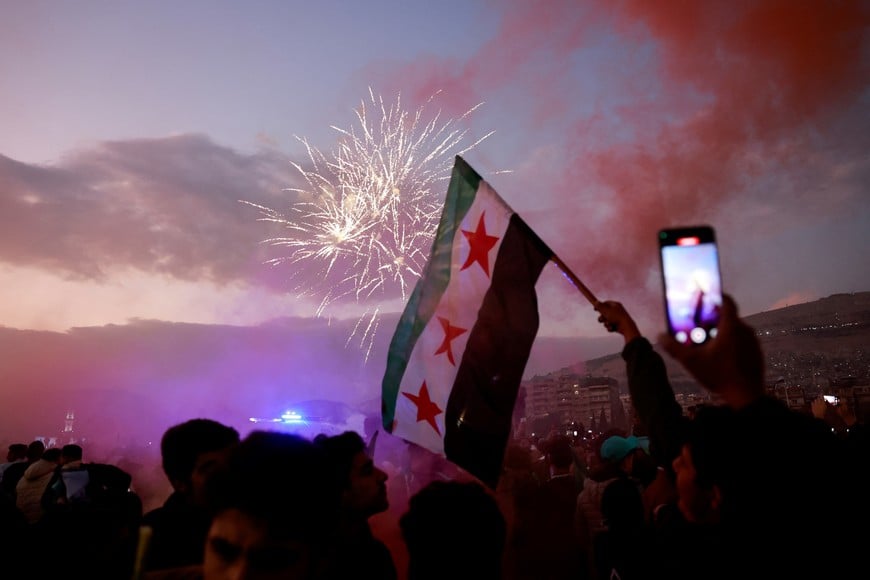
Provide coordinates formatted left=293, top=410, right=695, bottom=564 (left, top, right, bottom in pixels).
left=658, top=225, right=723, bottom=345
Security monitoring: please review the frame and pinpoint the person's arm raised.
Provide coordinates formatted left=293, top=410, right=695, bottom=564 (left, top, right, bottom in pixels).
left=594, top=299, right=685, bottom=468
left=593, top=300, right=641, bottom=344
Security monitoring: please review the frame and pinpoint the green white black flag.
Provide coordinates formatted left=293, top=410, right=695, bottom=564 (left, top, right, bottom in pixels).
left=381, top=156, right=552, bottom=489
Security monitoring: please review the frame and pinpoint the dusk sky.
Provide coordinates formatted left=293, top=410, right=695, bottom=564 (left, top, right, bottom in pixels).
left=1, top=1, right=868, bottom=441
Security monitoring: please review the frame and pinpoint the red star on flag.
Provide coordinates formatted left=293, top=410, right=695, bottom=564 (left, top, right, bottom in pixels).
left=460, top=211, right=500, bottom=276
left=434, top=316, right=467, bottom=366
left=401, top=381, right=443, bottom=435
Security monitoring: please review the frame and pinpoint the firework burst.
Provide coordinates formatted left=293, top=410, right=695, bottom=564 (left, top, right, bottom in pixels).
left=244, top=88, right=498, bottom=361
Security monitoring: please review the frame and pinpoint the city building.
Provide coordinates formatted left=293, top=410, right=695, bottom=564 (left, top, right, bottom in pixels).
left=521, top=373, right=627, bottom=437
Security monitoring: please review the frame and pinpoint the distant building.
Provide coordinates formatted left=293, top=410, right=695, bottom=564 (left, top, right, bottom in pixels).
left=521, top=373, right=626, bottom=436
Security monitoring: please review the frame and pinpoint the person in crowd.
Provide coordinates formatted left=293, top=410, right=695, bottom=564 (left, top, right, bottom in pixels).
left=400, top=480, right=507, bottom=580
left=592, top=476, right=660, bottom=580
left=494, top=441, right=538, bottom=549
left=142, top=418, right=240, bottom=572
left=0, top=443, right=28, bottom=483
left=314, top=430, right=397, bottom=580
left=16, top=446, right=61, bottom=524
left=1, top=440, right=44, bottom=502
left=200, top=430, right=342, bottom=580
left=570, top=439, right=589, bottom=490
left=639, top=461, right=678, bottom=527
left=60, top=444, right=82, bottom=465
left=0, top=444, right=29, bottom=562
left=41, top=443, right=87, bottom=509
left=543, top=435, right=582, bottom=493
left=0, top=469, right=29, bottom=564
left=508, top=434, right=586, bottom=580
left=528, top=436, right=550, bottom=484
left=38, top=443, right=142, bottom=578
left=574, top=431, right=642, bottom=574
left=627, top=435, right=657, bottom=485
left=594, top=295, right=864, bottom=578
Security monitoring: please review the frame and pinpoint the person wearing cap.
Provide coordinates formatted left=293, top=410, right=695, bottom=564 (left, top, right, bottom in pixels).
left=573, top=432, right=645, bottom=578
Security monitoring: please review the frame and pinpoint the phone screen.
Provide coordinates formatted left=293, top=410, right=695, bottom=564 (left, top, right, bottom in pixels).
left=659, top=226, right=723, bottom=345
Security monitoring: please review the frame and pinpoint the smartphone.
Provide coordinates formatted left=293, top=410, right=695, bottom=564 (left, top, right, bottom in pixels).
left=658, top=225, right=723, bottom=345
left=823, top=395, right=840, bottom=406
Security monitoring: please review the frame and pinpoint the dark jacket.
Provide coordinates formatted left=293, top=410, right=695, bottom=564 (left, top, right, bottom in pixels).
left=143, top=492, right=212, bottom=571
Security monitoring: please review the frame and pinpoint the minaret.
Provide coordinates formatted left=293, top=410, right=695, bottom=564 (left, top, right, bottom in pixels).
left=64, top=410, right=75, bottom=442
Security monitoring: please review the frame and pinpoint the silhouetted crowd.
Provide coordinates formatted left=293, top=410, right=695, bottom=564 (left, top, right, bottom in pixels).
left=0, top=294, right=866, bottom=579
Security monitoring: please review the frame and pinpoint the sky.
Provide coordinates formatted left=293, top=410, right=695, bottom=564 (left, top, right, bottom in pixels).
left=1, top=0, right=868, bottom=442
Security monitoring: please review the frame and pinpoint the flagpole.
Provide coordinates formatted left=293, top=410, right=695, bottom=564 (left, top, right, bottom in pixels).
left=550, top=255, right=599, bottom=306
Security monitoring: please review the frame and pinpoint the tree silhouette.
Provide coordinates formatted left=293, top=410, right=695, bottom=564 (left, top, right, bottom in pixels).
left=598, top=409, right=610, bottom=433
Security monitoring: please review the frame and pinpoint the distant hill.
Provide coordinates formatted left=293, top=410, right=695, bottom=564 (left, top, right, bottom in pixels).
left=581, top=292, right=870, bottom=394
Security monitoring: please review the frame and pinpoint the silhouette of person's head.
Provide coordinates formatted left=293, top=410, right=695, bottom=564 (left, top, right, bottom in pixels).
left=202, top=430, right=341, bottom=580
left=159, top=418, right=240, bottom=505
left=5, top=443, right=27, bottom=462
left=60, top=444, right=83, bottom=464
left=314, top=430, right=389, bottom=520
left=400, top=480, right=506, bottom=580
left=26, top=440, right=45, bottom=462
left=672, top=404, right=738, bottom=524
left=41, top=447, right=62, bottom=463
left=545, top=435, right=574, bottom=472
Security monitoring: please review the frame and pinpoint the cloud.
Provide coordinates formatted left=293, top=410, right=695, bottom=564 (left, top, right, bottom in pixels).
left=0, top=263, right=331, bottom=331
left=0, top=134, right=298, bottom=287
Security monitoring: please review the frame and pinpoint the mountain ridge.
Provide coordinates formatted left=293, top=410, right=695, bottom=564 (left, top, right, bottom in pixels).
left=571, top=291, right=870, bottom=393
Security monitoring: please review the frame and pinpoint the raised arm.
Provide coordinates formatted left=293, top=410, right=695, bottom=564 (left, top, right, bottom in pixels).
left=594, top=301, right=686, bottom=468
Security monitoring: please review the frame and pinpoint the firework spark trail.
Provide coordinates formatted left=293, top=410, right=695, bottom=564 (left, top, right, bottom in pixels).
left=243, top=88, right=500, bottom=362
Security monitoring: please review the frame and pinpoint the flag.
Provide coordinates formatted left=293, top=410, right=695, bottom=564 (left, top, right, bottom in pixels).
left=381, top=156, right=553, bottom=489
